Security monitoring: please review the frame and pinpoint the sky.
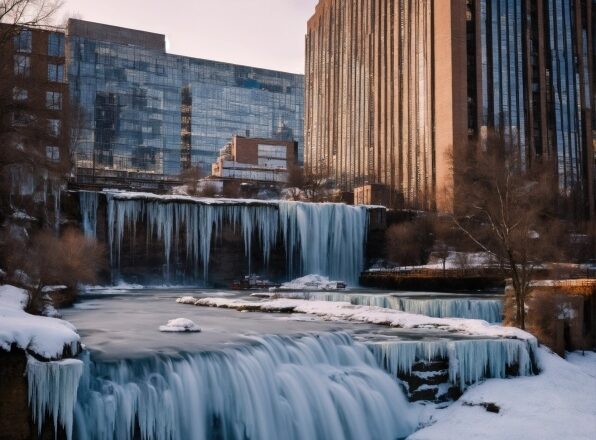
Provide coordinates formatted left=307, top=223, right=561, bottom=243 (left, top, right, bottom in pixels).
left=59, top=0, right=319, bottom=74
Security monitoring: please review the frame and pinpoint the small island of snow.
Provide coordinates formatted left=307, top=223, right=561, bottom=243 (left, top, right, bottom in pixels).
left=159, top=318, right=201, bottom=332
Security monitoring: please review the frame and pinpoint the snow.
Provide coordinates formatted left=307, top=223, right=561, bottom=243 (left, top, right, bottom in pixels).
left=190, top=297, right=533, bottom=341
left=11, top=209, right=36, bottom=221
left=159, top=318, right=201, bottom=332
left=81, top=281, right=145, bottom=293
left=0, top=285, right=80, bottom=359
left=274, top=274, right=346, bottom=291
left=410, top=347, right=596, bottom=440
left=41, top=285, right=68, bottom=293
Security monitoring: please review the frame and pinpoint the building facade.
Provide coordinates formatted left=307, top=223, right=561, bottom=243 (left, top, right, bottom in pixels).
left=0, top=25, right=69, bottom=198
left=305, top=0, right=594, bottom=217
left=211, top=136, right=297, bottom=184
left=67, top=19, right=304, bottom=190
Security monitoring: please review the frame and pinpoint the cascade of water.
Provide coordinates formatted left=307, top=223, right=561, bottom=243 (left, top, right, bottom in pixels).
left=105, top=194, right=369, bottom=284
left=79, top=191, right=99, bottom=238
left=27, top=356, right=84, bottom=440
left=299, top=293, right=503, bottom=322
left=73, top=332, right=419, bottom=440
left=368, top=337, right=537, bottom=390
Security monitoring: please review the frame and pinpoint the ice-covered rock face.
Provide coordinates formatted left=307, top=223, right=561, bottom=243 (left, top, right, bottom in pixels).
left=103, top=193, right=369, bottom=284
left=73, top=332, right=420, bottom=440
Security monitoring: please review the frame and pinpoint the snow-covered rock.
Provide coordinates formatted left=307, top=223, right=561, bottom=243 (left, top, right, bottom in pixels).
left=176, top=296, right=198, bottom=305
left=410, top=347, right=596, bottom=440
left=274, top=274, right=347, bottom=291
left=159, top=318, right=201, bottom=332
left=0, top=285, right=80, bottom=359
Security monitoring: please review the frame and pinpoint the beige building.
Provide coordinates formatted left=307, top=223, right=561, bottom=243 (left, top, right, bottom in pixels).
left=211, top=136, right=297, bottom=184
left=305, top=0, right=594, bottom=217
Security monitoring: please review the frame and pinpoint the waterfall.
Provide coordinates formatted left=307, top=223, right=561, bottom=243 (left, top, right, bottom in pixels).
left=296, top=292, right=503, bottom=323
left=73, top=332, right=419, bottom=440
left=368, top=338, right=537, bottom=390
left=104, top=193, right=369, bottom=284
left=27, top=356, right=84, bottom=440
left=79, top=191, right=99, bottom=238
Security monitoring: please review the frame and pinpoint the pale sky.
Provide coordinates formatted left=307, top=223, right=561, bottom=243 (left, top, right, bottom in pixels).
left=60, top=0, right=319, bottom=74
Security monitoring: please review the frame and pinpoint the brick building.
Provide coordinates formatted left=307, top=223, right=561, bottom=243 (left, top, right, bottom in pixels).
left=211, top=136, right=298, bottom=184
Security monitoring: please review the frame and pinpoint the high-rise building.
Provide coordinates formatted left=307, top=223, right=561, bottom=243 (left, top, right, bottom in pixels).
left=305, top=0, right=594, bottom=218
left=0, top=25, right=69, bottom=196
left=67, top=19, right=304, bottom=190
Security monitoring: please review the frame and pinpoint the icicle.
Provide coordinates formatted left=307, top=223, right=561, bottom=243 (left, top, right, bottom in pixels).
left=73, top=332, right=418, bottom=440
left=79, top=191, right=99, bottom=238
left=105, top=194, right=370, bottom=284
left=27, top=356, right=84, bottom=440
left=368, top=338, right=537, bottom=390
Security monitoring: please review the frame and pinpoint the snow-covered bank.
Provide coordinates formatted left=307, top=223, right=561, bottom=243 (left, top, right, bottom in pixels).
left=0, top=285, right=80, bottom=359
left=410, top=347, right=596, bottom=440
left=189, top=297, right=532, bottom=340
left=269, top=290, right=503, bottom=323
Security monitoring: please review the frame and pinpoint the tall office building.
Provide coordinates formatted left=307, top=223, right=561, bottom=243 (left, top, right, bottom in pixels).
left=305, top=0, right=594, bottom=218
left=67, top=19, right=304, bottom=189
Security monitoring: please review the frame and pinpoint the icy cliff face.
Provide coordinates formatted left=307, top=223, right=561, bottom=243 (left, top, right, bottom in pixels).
left=368, top=338, right=538, bottom=391
left=101, top=193, right=368, bottom=284
left=27, top=356, right=84, bottom=440
left=73, top=332, right=419, bottom=440
left=296, top=292, right=503, bottom=323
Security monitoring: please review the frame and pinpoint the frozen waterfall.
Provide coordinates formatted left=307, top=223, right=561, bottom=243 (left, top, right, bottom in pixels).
left=104, top=193, right=369, bottom=283
left=73, top=332, right=419, bottom=440
left=294, top=292, right=503, bottom=322
left=27, top=356, right=84, bottom=440
left=368, top=337, right=538, bottom=390
left=79, top=191, right=99, bottom=238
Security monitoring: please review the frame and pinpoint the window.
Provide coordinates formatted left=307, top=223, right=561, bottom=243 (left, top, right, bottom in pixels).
left=13, top=30, right=32, bottom=53
left=48, top=33, right=64, bottom=57
left=48, top=119, right=61, bottom=136
left=46, top=146, right=60, bottom=161
left=48, top=63, right=64, bottom=82
left=46, top=91, right=62, bottom=110
left=12, top=87, right=28, bottom=101
left=14, top=55, right=30, bottom=76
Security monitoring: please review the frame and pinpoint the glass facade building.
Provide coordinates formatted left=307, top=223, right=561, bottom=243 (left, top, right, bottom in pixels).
left=306, top=0, right=594, bottom=218
left=67, top=19, right=304, bottom=187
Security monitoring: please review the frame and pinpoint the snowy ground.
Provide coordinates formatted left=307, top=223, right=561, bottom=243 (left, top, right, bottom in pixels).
left=410, top=347, right=596, bottom=440
left=191, top=297, right=531, bottom=340
left=0, top=284, right=79, bottom=359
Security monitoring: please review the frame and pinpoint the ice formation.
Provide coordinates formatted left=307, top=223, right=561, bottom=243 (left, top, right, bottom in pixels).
left=288, top=292, right=503, bottom=322
left=73, top=332, right=419, bottom=440
left=27, top=356, right=84, bottom=440
left=102, top=192, right=369, bottom=283
left=368, top=337, right=538, bottom=390
left=79, top=191, right=99, bottom=238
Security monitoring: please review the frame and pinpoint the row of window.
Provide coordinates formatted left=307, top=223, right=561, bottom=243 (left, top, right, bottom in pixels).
left=13, top=54, right=64, bottom=82
left=13, top=30, right=64, bottom=57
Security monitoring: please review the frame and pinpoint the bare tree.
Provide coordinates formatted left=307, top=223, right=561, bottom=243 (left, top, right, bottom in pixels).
left=179, top=165, right=204, bottom=196
left=4, top=228, right=105, bottom=313
left=450, top=134, right=561, bottom=330
left=385, top=217, right=435, bottom=267
left=0, top=0, right=62, bottom=47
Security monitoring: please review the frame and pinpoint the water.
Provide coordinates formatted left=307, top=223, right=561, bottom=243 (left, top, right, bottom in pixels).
left=101, top=192, right=368, bottom=284
left=30, top=289, right=526, bottom=440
